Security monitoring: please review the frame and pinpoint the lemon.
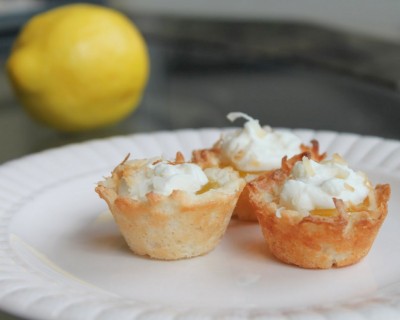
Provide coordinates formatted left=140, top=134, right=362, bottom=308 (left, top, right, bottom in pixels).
left=6, top=3, right=149, bottom=132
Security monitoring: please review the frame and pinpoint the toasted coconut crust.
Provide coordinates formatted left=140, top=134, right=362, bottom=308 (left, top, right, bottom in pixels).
left=248, top=166, right=391, bottom=269
left=95, top=157, right=245, bottom=260
left=191, top=141, right=223, bottom=169
left=301, top=140, right=327, bottom=163
left=192, top=140, right=326, bottom=222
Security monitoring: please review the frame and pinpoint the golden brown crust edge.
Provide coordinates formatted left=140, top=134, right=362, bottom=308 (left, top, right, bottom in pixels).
left=96, top=186, right=242, bottom=260
left=248, top=175, right=391, bottom=269
left=95, top=163, right=245, bottom=260
left=191, top=143, right=222, bottom=169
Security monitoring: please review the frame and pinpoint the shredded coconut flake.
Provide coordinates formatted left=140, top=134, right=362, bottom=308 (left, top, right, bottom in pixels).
left=302, top=157, right=315, bottom=177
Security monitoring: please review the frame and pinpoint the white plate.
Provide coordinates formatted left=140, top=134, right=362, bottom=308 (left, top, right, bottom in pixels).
left=1, top=128, right=400, bottom=320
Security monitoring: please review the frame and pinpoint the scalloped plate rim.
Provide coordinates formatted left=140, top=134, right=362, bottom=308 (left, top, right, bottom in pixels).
left=0, top=127, right=399, bottom=320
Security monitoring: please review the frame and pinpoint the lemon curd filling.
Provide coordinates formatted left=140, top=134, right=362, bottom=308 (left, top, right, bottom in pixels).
left=218, top=163, right=266, bottom=180
left=196, top=181, right=220, bottom=194
left=309, top=196, right=371, bottom=217
left=310, top=208, right=338, bottom=217
left=237, top=169, right=267, bottom=178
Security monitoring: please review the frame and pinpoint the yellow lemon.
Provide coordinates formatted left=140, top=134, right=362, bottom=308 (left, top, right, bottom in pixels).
left=6, top=3, right=149, bottom=132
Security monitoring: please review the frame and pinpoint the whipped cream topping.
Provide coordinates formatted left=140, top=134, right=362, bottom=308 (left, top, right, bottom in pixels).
left=279, top=156, right=370, bottom=213
left=123, top=159, right=208, bottom=200
left=220, top=112, right=302, bottom=172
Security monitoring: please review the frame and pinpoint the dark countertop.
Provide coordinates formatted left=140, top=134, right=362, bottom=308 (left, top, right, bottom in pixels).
left=1, top=13, right=400, bottom=320
left=2, top=24, right=400, bottom=164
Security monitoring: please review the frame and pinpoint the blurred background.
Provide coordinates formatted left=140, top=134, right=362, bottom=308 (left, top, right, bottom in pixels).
left=1, top=0, right=400, bottom=166
left=1, top=0, right=400, bottom=319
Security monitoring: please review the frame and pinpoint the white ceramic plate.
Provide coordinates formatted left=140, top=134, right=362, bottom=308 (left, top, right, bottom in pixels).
left=1, top=128, right=400, bottom=320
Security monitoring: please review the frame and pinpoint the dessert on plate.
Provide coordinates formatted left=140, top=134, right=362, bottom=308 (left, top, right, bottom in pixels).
left=96, top=152, right=245, bottom=260
left=192, top=112, right=325, bottom=221
left=248, top=153, right=390, bottom=269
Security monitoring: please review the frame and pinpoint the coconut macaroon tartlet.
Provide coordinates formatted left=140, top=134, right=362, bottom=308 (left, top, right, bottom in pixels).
left=95, top=153, right=245, bottom=260
left=248, top=153, right=390, bottom=269
left=192, top=112, right=325, bottom=221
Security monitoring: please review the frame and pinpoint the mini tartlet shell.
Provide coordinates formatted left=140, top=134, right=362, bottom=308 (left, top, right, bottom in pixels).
left=193, top=140, right=326, bottom=221
left=95, top=156, right=245, bottom=260
left=247, top=156, right=391, bottom=269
